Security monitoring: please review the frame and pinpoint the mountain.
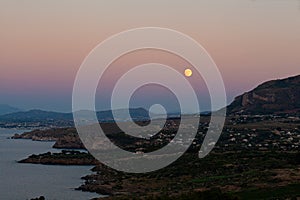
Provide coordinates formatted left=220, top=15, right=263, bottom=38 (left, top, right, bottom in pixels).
left=0, top=104, right=21, bottom=115
left=96, top=108, right=150, bottom=122
left=227, top=75, right=300, bottom=115
left=0, top=108, right=150, bottom=124
left=0, top=109, right=73, bottom=123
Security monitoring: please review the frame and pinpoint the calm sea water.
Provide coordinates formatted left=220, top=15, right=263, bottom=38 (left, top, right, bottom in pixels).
left=0, top=128, right=100, bottom=200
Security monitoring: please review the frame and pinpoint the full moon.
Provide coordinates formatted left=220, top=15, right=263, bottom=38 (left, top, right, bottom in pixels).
left=184, top=68, right=193, bottom=77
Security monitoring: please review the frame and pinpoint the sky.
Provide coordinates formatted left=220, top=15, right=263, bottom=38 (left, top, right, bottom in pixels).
left=0, top=0, right=300, bottom=112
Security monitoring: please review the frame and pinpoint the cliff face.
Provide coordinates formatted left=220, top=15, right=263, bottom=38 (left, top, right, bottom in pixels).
left=228, top=75, right=300, bottom=115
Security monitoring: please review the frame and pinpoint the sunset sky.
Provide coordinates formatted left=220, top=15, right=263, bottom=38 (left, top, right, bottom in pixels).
left=0, top=0, right=299, bottom=112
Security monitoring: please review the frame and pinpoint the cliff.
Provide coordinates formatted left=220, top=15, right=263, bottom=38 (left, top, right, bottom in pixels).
left=227, top=75, right=300, bottom=115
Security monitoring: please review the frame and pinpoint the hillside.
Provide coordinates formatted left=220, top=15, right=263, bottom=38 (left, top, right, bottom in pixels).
left=0, top=104, right=21, bottom=115
left=227, top=75, right=300, bottom=115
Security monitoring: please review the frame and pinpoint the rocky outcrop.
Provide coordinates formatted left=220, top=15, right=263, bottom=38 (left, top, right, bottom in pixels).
left=12, top=128, right=85, bottom=149
left=19, top=150, right=98, bottom=165
left=52, top=135, right=85, bottom=149
left=227, top=75, right=300, bottom=115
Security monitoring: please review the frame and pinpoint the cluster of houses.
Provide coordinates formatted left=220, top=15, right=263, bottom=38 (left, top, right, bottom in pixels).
left=130, top=114, right=300, bottom=154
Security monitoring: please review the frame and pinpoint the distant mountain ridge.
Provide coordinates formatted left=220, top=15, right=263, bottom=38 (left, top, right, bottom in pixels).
left=2, top=74, right=299, bottom=122
left=0, top=109, right=72, bottom=121
left=0, top=108, right=150, bottom=124
left=227, top=75, right=300, bottom=115
left=0, top=104, right=21, bottom=115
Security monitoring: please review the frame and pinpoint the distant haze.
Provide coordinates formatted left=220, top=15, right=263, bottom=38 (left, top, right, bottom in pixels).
left=0, top=0, right=299, bottom=112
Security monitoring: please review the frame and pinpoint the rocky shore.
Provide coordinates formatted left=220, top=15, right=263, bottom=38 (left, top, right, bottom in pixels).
left=19, top=150, right=99, bottom=165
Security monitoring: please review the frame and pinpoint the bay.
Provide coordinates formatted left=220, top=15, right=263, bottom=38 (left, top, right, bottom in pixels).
left=0, top=128, right=100, bottom=200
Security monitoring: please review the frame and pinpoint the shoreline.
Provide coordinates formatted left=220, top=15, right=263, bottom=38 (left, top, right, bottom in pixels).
left=18, top=150, right=99, bottom=166
left=0, top=129, right=100, bottom=200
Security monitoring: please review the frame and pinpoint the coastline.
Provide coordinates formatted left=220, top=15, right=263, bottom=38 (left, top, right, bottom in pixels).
left=0, top=128, right=100, bottom=200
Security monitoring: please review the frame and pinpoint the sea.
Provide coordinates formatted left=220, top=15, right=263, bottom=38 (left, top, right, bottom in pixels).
left=0, top=128, right=100, bottom=200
